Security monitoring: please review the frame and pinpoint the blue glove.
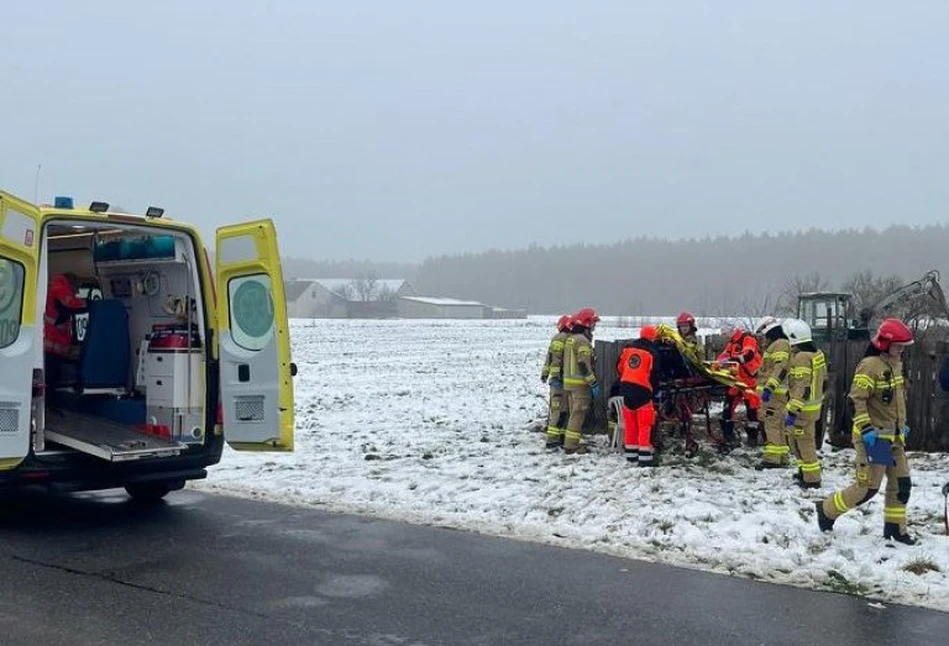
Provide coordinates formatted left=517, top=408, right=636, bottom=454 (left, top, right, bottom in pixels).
left=761, top=388, right=772, bottom=403
left=861, top=428, right=878, bottom=449
left=591, top=384, right=601, bottom=399
left=901, top=425, right=910, bottom=439
left=549, top=378, right=563, bottom=390
left=784, top=413, right=797, bottom=428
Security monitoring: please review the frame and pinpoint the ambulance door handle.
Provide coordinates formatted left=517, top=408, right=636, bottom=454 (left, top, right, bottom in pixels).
left=238, top=364, right=250, bottom=382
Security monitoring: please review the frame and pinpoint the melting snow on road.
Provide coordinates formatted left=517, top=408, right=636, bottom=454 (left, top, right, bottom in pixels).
left=195, top=318, right=949, bottom=611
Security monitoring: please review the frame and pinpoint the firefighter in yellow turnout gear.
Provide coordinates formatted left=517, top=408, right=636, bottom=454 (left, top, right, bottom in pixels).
left=781, top=318, right=827, bottom=488
left=543, top=316, right=573, bottom=449
left=817, top=319, right=917, bottom=545
left=561, top=308, right=600, bottom=454
left=754, top=317, right=792, bottom=469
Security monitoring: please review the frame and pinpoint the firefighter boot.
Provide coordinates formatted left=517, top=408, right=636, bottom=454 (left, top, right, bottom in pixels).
left=744, top=421, right=760, bottom=448
left=883, top=523, right=917, bottom=546
left=563, top=444, right=588, bottom=455
left=793, top=469, right=820, bottom=490
left=718, top=419, right=739, bottom=453
left=815, top=502, right=835, bottom=533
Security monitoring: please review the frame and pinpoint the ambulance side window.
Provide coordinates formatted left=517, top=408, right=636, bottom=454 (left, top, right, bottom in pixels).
left=0, top=257, right=25, bottom=349
left=227, top=273, right=275, bottom=352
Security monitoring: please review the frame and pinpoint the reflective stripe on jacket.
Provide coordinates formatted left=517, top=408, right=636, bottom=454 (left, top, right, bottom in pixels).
left=786, top=349, right=827, bottom=420
left=563, top=333, right=596, bottom=389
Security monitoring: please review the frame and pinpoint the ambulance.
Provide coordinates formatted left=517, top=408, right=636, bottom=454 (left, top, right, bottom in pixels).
left=0, top=189, right=295, bottom=500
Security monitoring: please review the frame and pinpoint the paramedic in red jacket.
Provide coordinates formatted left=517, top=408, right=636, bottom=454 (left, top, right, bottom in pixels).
left=616, top=325, right=662, bottom=467
left=44, top=273, right=87, bottom=381
left=715, top=326, right=763, bottom=450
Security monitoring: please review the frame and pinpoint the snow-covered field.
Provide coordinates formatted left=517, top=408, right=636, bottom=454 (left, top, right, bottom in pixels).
left=195, top=317, right=949, bottom=611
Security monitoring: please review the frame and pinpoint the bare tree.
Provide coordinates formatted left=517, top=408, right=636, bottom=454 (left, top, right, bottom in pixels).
left=842, top=270, right=905, bottom=322
left=777, top=272, right=831, bottom=316
left=332, top=282, right=354, bottom=301
left=376, top=283, right=396, bottom=304
left=350, top=272, right=380, bottom=302
left=726, top=288, right=779, bottom=332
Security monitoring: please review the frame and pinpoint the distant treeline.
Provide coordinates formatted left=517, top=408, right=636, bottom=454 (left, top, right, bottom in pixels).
left=410, top=225, right=949, bottom=315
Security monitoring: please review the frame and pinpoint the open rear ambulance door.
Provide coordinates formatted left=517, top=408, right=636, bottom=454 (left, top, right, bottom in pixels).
left=0, top=191, right=41, bottom=469
left=216, top=219, right=294, bottom=451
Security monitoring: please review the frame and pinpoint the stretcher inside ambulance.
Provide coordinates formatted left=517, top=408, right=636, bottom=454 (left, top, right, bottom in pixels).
left=0, top=191, right=295, bottom=500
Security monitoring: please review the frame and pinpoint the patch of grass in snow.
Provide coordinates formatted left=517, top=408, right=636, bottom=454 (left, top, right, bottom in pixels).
left=707, top=463, right=736, bottom=476
left=763, top=533, right=792, bottom=549
left=807, top=542, right=826, bottom=556
left=692, top=449, right=719, bottom=468
left=825, top=571, right=869, bottom=597
left=652, top=519, right=675, bottom=534
left=902, top=558, right=942, bottom=576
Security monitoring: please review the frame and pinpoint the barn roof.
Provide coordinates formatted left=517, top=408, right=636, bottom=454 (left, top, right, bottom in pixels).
left=400, top=296, right=485, bottom=307
left=284, top=280, right=314, bottom=301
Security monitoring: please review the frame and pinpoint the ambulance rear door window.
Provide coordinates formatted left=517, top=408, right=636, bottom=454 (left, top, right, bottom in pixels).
left=0, top=257, right=25, bottom=349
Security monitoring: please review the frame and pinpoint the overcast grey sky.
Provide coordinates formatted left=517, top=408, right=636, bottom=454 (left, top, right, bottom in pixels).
left=2, top=1, right=948, bottom=262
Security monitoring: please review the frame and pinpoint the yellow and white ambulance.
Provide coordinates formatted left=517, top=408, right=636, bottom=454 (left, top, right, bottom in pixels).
left=0, top=189, right=295, bottom=500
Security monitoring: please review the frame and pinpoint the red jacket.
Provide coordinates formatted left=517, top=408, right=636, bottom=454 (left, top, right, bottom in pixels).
left=44, top=274, right=86, bottom=357
left=718, top=331, right=762, bottom=382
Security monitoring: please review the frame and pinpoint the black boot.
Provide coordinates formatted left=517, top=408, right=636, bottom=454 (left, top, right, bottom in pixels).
left=815, top=502, right=835, bottom=532
left=745, top=426, right=760, bottom=448
left=883, top=523, right=917, bottom=545
left=754, top=461, right=785, bottom=471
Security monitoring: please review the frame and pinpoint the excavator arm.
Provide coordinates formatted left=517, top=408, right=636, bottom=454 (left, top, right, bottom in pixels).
left=860, top=270, right=949, bottom=329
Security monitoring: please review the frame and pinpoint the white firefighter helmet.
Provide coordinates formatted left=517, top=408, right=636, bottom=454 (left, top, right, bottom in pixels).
left=755, top=316, right=781, bottom=336
left=782, top=318, right=813, bottom=346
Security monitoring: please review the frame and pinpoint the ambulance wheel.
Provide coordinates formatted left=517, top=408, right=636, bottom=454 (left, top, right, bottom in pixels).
left=125, top=480, right=182, bottom=503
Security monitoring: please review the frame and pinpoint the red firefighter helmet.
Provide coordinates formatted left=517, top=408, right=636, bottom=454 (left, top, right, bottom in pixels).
left=640, top=325, right=657, bottom=342
left=557, top=315, right=571, bottom=332
left=572, top=307, right=600, bottom=329
left=676, top=312, right=695, bottom=328
left=872, top=318, right=914, bottom=351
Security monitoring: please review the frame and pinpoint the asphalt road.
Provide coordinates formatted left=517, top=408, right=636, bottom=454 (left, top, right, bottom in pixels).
left=0, top=488, right=947, bottom=646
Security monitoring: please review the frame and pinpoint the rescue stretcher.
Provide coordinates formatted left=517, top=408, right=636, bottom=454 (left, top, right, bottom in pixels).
left=608, top=324, right=757, bottom=456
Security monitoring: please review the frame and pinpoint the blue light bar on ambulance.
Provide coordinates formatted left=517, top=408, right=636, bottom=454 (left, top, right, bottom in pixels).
left=54, top=196, right=74, bottom=209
